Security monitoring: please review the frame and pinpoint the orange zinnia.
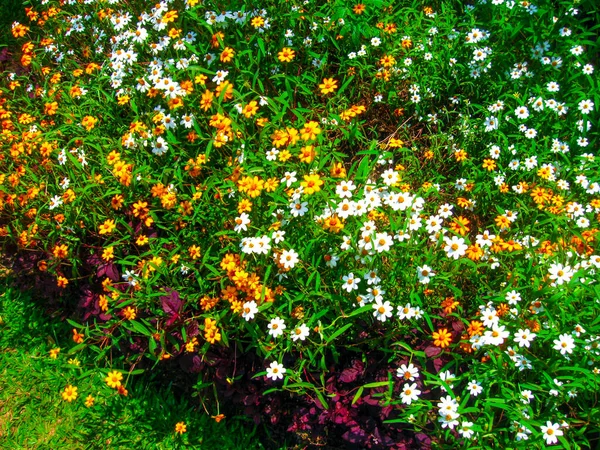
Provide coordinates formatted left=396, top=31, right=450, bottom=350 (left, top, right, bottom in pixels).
left=432, top=328, right=452, bottom=348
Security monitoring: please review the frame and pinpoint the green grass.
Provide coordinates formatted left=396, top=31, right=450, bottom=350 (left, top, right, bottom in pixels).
left=0, top=279, right=267, bottom=449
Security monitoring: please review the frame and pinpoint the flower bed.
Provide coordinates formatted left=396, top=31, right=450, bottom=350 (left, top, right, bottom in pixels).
left=1, top=0, right=599, bottom=447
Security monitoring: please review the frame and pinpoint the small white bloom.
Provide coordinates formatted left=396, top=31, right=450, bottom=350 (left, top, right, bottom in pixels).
left=242, top=300, right=258, bottom=321
left=267, top=317, right=286, bottom=338
left=266, top=361, right=286, bottom=380
left=372, top=299, right=393, bottom=322
left=553, top=333, right=575, bottom=355
left=400, top=382, right=421, bottom=405
left=291, top=323, right=310, bottom=341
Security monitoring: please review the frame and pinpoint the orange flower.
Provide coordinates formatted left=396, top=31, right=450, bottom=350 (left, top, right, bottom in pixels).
left=353, top=4, right=366, bottom=14
left=81, top=115, right=98, bottom=131
left=175, top=422, right=187, bottom=434
left=200, top=89, right=214, bottom=111
left=449, top=216, right=470, bottom=236
left=467, top=320, right=484, bottom=337
left=72, top=328, right=84, bottom=344
left=277, top=47, right=295, bottom=63
left=44, top=102, right=58, bottom=115
left=212, top=414, right=226, bottom=422
left=465, top=244, right=484, bottom=261
left=432, top=328, right=452, bottom=348
left=440, top=297, right=459, bottom=314
left=454, top=149, right=468, bottom=162
left=11, top=23, right=29, bottom=38
left=322, top=215, right=344, bottom=233
left=52, top=243, right=69, bottom=259
left=211, top=32, right=225, bottom=48
left=379, top=55, right=396, bottom=68
left=189, top=245, right=201, bottom=259
left=299, top=145, right=317, bottom=163
left=84, top=395, right=95, bottom=407
left=531, top=187, right=552, bottom=205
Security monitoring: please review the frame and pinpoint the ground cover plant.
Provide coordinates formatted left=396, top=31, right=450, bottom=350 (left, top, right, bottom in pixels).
left=0, top=278, right=265, bottom=449
left=1, top=0, right=599, bottom=447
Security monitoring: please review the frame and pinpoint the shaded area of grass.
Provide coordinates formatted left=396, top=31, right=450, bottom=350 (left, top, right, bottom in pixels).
left=0, top=279, right=266, bottom=449
left=0, top=0, right=26, bottom=48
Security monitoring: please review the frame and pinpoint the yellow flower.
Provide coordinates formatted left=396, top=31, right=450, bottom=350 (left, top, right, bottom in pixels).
left=220, top=47, right=235, bottom=63
left=482, top=159, right=496, bottom=171
left=85, top=395, right=95, bottom=407
left=122, top=306, right=137, bottom=320
left=300, top=121, right=321, bottom=141
left=81, top=115, right=98, bottom=131
left=318, top=78, right=338, bottom=95
left=277, top=47, right=295, bottom=63
left=62, top=385, right=78, bottom=402
left=49, top=348, right=60, bottom=358
left=301, top=174, right=324, bottom=195
left=250, top=16, right=265, bottom=28
left=102, top=247, right=114, bottom=261
left=57, top=276, right=69, bottom=288
left=105, top=370, right=123, bottom=389
left=188, top=245, right=201, bottom=260
left=242, top=101, right=259, bottom=118
left=99, top=219, right=116, bottom=235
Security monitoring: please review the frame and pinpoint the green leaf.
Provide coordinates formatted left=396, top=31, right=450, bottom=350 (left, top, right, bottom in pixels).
left=326, top=322, right=352, bottom=344
left=352, top=386, right=364, bottom=405
left=363, top=381, right=390, bottom=388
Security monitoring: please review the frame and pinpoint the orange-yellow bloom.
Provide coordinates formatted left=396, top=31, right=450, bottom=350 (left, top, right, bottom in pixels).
left=175, top=422, right=187, bottom=434
left=353, top=4, right=366, bottom=14
left=301, top=174, right=323, bottom=195
left=62, top=385, right=78, bottom=402
left=105, top=370, right=123, bottom=389
left=277, top=47, right=295, bottom=63
left=242, top=101, right=259, bottom=118
left=319, top=78, right=338, bottom=95
left=220, top=47, right=235, bottom=63
left=432, top=328, right=452, bottom=348
left=300, top=121, right=321, bottom=141
left=99, top=219, right=116, bottom=235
